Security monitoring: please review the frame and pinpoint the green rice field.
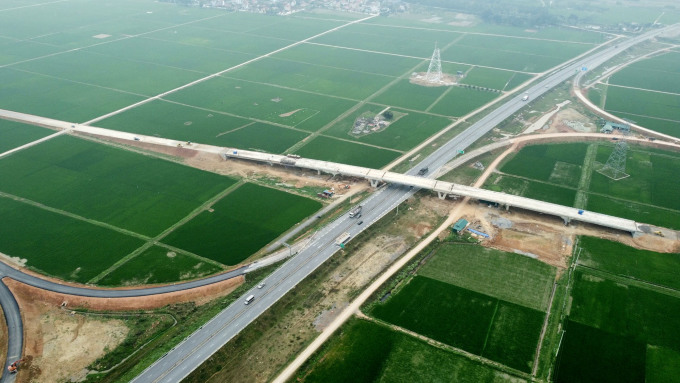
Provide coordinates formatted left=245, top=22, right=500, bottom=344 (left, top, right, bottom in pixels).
left=0, top=135, right=237, bottom=237
left=0, top=196, right=143, bottom=283
left=296, top=319, right=527, bottom=383
left=371, top=276, right=543, bottom=373
left=163, top=182, right=322, bottom=266
left=0, top=119, right=51, bottom=153
left=97, top=246, right=222, bottom=286
left=419, top=244, right=555, bottom=311
left=487, top=142, right=680, bottom=228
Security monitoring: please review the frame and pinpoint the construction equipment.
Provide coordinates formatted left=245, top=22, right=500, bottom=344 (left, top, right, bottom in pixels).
left=7, top=359, right=22, bottom=373
left=654, top=231, right=665, bottom=237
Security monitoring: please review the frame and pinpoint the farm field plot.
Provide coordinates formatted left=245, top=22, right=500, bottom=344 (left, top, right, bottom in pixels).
left=609, top=51, right=680, bottom=94
left=603, top=86, right=680, bottom=129
left=225, top=58, right=393, bottom=100
left=97, top=246, right=222, bottom=286
left=371, top=79, right=450, bottom=112
left=586, top=193, right=680, bottom=230
left=322, top=104, right=452, bottom=151
left=577, top=236, right=680, bottom=290
left=609, top=111, right=680, bottom=138
left=0, top=135, right=237, bottom=237
left=446, top=39, right=572, bottom=72
left=165, top=76, right=357, bottom=132
left=274, top=43, right=422, bottom=77
left=428, top=86, right=500, bottom=117
left=296, top=319, right=526, bottom=383
left=555, top=320, right=647, bottom=383
left=97, top=100, right=309, bottom=153
left=371, top=276, right=544, bottom=372
left=485, top=175, right=577, bottom=206
left=0, top=40, right=63, bottom=66
left=499, top=143, right=587, bottom=184
left=419, top=244, right=556, bottom=311
left=142, top=25, right=287, bottom=57
left=568, top=270, right=680, bottom=351
left=15, top=50, right=203, bottom=97
left=0, top=68, right=145, bottom=123
left=460, top=67, right=517, bottom=90
left=83, top=37, right=256, bottom=75
left=163, top=182, right=321, bottom=266
left=0, top=196, right=143, bottom=283
left=590, top=145, right=680, bottom=211
left=295, top=135, right=401, bottom=168
left=0, top=119, right=51, bottom=153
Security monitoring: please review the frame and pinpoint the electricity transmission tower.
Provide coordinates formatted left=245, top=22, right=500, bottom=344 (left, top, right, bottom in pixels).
left=425, top=43, right=442, bottom=83
left=597, top=141, right=630, bottom=180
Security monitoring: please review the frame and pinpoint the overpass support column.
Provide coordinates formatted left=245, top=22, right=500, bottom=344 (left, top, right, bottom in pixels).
left=369, top=179, right=380, bottom=188
left=505, top=204, right=511, bottom=211
left=437, top=192, right=447, bottom=200
left=561, top=216, right=571, bottom=226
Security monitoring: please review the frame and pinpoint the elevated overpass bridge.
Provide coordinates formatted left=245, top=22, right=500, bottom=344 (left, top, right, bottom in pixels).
left=223, top=148, right=640, bottom=235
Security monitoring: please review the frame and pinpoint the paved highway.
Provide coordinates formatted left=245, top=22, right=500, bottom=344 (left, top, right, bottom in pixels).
left=0, top=280, right=21, bottom=383
left=131, top=24, right=678, bottom=382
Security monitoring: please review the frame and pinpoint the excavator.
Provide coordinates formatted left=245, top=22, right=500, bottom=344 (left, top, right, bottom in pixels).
left=7, top=359, right=22, bottom=374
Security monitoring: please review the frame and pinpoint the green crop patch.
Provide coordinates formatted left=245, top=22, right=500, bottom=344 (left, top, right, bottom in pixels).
left=586, top=194, right=680, bottom=230
left=0, top=40, right=63, bottom=66
left=500, top=143, right=588, bottom=182
left=419, top=244, right=556, bottom=311
left=486, top=175, right=576, bottom=206
left=611, top=112, right=679, bottom=138
left=84, top=36, right=256, bottom=74
left=0, top=197, right=143, bottom=283
left=163, top=183, right=321, bottom=266
left=555, top=320, right=646, bottom=383
left=97, top=246, right=222, bottom=286
left=97, top=100, right=308, bottom=153
left=226, top=58, right=393, bottom=100
left=371, top=79, right=449, bottom=111
left=298, top=318, right=525, bottom=383
left=604, top=86, right=680, bottom=122
left=311, top=24, right=462, bottom=58
left=275, top=43, right=422, bottom=77
left=504, top=72, right=534, bottom=91
left=295, top=136, right=401, bottom=168
left=578, top=236, right=680, bottom=289
left=460, top=67, right=515, bottom=90
left=322, top=104, right=452, bottom=151
left=166, top=76, right=356, bottom=132
left=610, top=51, right=680, bottom=94
left=372, top=276, right=496, bottom=355
left=0, top=119, right=51, bottom=153
left=481, top=302, right=544, bottom=373
left=428, top=86, right=499, bottom=117
left=569, top=270, right=680, bottom=351
left=0, top=135, right=237, bottom=236
left=16, top=50, right=203, bottom=96
left=646, top=346, right=680, bottom=383
left=0, top=68, right=144, bottom=123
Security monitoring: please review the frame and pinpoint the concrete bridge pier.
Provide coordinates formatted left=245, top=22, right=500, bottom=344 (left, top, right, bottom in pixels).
left=561, top=216, right=571, bottom=225
left=369, top=179, right=380, bottom=188
left=437, top=192, right=447, bottom=200
left=505, top=204, right=511, bottom=211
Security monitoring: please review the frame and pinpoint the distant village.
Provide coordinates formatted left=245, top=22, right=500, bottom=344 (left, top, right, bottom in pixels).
left=167, top=0, right=409, bottom=15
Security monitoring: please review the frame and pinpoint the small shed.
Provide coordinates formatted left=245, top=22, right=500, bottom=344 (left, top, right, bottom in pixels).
left=452, top=219, right=469, bottom=234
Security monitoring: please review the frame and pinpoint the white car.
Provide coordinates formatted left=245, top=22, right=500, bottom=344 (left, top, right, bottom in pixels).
left=257, top=283, right=265, bottom=289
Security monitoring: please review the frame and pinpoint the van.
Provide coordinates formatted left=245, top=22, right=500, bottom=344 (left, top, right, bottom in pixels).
left=244, top=295, right=255, bottom=305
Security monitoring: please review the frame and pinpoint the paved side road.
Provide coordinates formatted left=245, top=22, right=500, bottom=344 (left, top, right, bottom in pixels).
left=0, top=279, right=21, bottom=383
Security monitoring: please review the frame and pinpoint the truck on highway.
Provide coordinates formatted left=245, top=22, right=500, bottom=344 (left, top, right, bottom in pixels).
left=349, top=205, right=362, bottom=218
left=244, top=295, right=255, bottom=305
left=335, top=232, right=351, bottom=246
left=521, top=93, right=529, bottom=101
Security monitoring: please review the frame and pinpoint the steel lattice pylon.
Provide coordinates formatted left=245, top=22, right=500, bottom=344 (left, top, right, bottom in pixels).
left=425, top=43, right=442, bottom=83
left=597, top=141, right=630, bottom=180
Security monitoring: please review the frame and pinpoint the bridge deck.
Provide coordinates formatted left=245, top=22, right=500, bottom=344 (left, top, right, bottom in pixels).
left=225, top=148, right=639, bottom=234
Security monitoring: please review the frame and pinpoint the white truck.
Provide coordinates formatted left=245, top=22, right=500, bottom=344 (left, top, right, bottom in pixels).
left=349, top=205, right=362, bottom=218
left=521, top=93, right=529, bottom=101
left=335, top=232, right=351, bottom=246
